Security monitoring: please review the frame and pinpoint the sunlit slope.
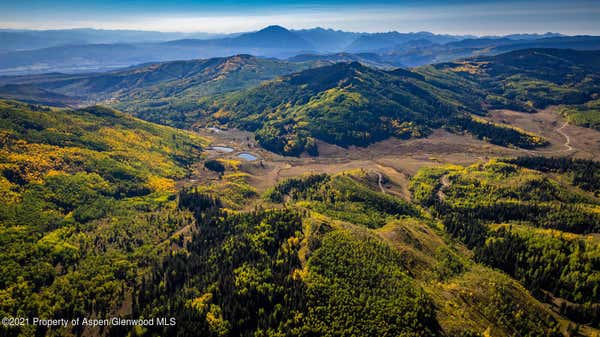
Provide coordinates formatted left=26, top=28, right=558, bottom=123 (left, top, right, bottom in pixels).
left=192, top=62, right=546, bottom=155
left=133, top=170, right=578, bottom=337
left=417, top=48, right=600, bottom=129
left=411, top=159, right=600, bottom=330
left=0, top=99, right=207, bottom=333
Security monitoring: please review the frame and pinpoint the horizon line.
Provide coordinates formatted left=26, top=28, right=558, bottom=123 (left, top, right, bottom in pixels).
left=0, top=25, right=575, bottom=38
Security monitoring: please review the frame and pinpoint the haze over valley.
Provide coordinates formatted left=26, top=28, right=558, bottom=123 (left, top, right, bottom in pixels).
left=2, top=25, right=600, bottom=75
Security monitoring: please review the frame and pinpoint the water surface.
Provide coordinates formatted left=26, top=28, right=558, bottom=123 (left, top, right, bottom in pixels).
left=237, top=152, right=258, bottom=161
left=210, top=146, right=234, bottom=153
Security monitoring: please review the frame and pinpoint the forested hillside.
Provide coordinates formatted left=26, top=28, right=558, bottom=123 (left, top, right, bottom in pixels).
left=1, top=44, right=600, bottom=337
left=188, top=62, right=546, bottom=155
left=411, top=160, right=600, bottom=329
left=418, top=49, right=600, bottom=128
left=2, top=54, right=315, bottom=106
left=0, top=100, right=206, bottom=336
left=118, top=49, right=596, bottom=155
left=0, top=55, right=320, bottom=115
left=125, top=170, right=572, bottom=337
left=108, top=49, right=599, bottom=157
left=2, top=49, right=598, bottom=158
left=0, top=0, right=599, bottom=332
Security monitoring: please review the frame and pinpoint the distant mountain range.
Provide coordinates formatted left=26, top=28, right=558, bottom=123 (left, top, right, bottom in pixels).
left=287, top=52, right=391, bottom=68
left=292, top=27, right=362, bottom=51
left=0, top=25, right=597, bottom=75
left=344, top=31, right=470, bottom=52
left=0, top=28, right=229, bottom=51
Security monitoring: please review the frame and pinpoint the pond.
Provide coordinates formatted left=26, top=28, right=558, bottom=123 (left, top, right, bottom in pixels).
left=237, top=152, right=258, bottom=161
left=207, top=127, right=223, bottom=133
left=209, top=146, right=234, bottom=153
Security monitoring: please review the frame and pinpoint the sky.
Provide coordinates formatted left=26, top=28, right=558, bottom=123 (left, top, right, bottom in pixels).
left=0, top=0, right=598, bottom=35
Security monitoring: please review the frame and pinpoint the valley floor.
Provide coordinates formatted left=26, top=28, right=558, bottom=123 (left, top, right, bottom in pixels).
left=182, top=107, right=600, bottom=201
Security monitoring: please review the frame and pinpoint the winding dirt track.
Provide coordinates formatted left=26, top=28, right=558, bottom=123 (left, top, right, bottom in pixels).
left=375, top=172, right=386, bottom=194
left=523, top=121, right=573, bottom=155
left=437, top=174, right=450, bottom=201
left=555, top=121, right=573, bottom=152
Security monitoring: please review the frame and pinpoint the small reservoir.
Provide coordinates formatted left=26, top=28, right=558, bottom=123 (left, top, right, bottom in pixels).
left=207, top=127, right=223, bottom=133
left=237, top=152, right=258, bottom=161
left=209, top=146, right=234, bottom=153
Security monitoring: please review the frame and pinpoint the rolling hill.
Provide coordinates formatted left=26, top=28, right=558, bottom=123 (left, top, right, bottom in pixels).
left=0, top=83, right=80, bottom=106
left=0, top=55, right=322, bottom=111
left=149, top=48, right=598, bottom=156
left=418, top=48, right=600, bottom=128
left=5, top=48, right=596, bottom=158
left=37, top=54, right=318, bottom=101
left=0, top=47, right=598, bottom=160
left=4, top=101, right=592, bottom=335
left=188, top=61, right=546, bottom=155
left=2, top=12, right=600, bottom=337
left=411, top=159, right=600, bottom=329
left=1, top=90, right=599, bottom=336
left=131, top=168, right=594, bottom=336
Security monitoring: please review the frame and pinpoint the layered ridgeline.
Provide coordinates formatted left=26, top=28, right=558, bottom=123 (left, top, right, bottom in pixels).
left=0, top=84, right=80, bottom=107
left=2, top=25, right=599, bottom=74
left=0, top=54, right=319, bottom=107
left=368, top=35, right=600, bottom=67
left=190, top=61, right=547, bottom=155
left=0, top=100, right=206, bottom=335
left=49, top=55, right=316, bottom=102
left=163, top=48, right=595, bottom=156
left=0, top=26, right=315, bottom=75
left=420, top=49, right=600, bottom=129
left=1, top=49, right=598, bottom=157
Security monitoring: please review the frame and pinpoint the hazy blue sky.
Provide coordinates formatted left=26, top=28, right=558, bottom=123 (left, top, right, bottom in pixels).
left=1, top=0, right=598, bottom=35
